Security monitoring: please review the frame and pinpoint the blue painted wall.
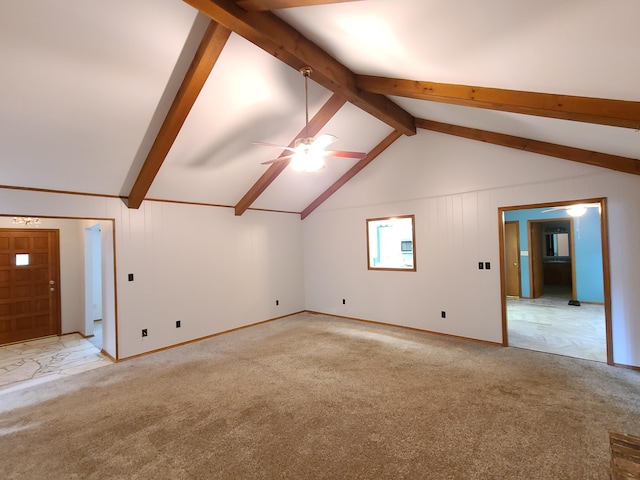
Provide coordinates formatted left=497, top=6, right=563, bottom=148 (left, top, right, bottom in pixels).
left=504, top=207, right=603, bottom=302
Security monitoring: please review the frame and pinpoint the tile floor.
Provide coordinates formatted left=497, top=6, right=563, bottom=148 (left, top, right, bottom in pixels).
left=507, top=294, right=606, bottom=362
left=0, top=325, right=112, bottom=395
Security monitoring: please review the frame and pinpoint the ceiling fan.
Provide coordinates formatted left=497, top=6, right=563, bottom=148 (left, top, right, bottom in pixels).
left=541, top=203, right=600, bottom=217
left=255, top=67, right=367, bottom=172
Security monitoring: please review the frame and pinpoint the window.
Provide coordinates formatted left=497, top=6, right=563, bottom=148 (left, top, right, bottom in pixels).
left=15, top=253, right=29, bottom=266
left=366, top=215, right=416, bottom=271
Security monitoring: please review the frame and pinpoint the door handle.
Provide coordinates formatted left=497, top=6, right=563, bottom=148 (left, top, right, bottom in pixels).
left=50, top=287, right=55, bottom=292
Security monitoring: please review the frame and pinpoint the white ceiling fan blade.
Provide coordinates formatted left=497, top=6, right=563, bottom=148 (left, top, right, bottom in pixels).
left=260, top=155, right=294, bottom=165
left=253, top=142, right=297, bottom=153
left=311, top=134, right=338, bottom=150
left=325, top=150, right=367, bottom=159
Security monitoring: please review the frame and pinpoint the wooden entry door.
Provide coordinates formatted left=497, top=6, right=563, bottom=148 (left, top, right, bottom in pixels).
left=504, top=221, right=521, bottom=296
left=0, top=229, right=61, bottom=345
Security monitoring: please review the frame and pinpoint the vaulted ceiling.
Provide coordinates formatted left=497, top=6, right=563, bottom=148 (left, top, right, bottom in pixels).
left=2, top=0, right=639, bottom=218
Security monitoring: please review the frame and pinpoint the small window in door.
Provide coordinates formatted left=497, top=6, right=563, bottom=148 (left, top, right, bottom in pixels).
left=15, top=253, right=29, bottom=266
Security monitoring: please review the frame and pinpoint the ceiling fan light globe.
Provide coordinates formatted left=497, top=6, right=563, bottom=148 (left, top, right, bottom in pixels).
left=305, top=154, right=325, bottom=172
left=313, top=134, right=338, bottom=150
left=290, top=151, right=325, bottom=172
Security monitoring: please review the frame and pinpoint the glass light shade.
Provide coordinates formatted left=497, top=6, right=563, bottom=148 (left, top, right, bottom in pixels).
left=290, top=151, right=325, bottom=172
left=567, top=205, right=587, bottom=217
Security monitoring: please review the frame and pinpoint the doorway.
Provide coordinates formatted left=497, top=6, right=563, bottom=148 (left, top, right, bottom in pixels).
left=499, top=198, right=612, bottom=364
left=84, top=224, right=103, bottom=350
left=0, top=216, right=117, bottom=360
left=528, top=218, right=576, bottom=301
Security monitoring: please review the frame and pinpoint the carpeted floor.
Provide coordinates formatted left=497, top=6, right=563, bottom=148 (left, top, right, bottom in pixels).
left=1, top=312, right=639, bottom=479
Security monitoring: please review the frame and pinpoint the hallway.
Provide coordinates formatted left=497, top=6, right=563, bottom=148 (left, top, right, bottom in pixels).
left=507, top=292, right=606, bottom=362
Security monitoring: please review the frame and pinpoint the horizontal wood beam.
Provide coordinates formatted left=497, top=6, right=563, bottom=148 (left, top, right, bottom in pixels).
left=301, top=130, right=402, bottom=219
left=235, top=94, right=346, bottom=216
left=416, top=118, right=640, bottom=175
left=236, top=0, right=362, bottom=11
left=183, top=0, right=416, bottom=136
left=127, top=21, right=231, bottom=209
left=358, top=76, right=640, bottom=130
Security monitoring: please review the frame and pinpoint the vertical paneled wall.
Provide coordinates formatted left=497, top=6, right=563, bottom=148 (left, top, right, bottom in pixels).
left=0, top=189, right=305, bottom=359
left=303, top=130, right=640, bottom=367
left=114, top=201, right=305, bottom=358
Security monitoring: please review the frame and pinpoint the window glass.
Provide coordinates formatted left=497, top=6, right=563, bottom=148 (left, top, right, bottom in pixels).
left=367, top=215, right=416, bottom=271
left=16, top=253, right=29, bottom=266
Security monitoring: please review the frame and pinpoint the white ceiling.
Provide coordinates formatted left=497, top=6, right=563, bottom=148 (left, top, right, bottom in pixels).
left=1, top=0, right=638, bottom=214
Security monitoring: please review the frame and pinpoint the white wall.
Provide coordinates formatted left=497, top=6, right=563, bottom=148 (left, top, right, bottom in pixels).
left=0, top=192, right=305, bottom=359
left=303, top=130, right=640, bottom=368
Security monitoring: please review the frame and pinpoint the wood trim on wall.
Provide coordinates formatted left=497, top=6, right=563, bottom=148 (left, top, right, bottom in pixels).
left=599, top=198, right=614, bottom=365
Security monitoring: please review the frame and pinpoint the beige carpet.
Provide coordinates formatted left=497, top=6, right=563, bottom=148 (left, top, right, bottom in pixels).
left=1, top=312, right=639, bottom=479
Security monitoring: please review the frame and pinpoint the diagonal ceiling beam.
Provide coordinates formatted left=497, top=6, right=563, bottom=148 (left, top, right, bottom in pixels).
left=126, top=21, right=231, bottom=209
left=235, top=93, right=346, bottom=216
left=358, top=76, right=640, bottom=130
left=236, top=0, right=363, bottom=11
left=183, top=0, right=416, bottom=136
left=301, top=130, right=402, bottom=219
left=416, top=119, right=640, bottom=175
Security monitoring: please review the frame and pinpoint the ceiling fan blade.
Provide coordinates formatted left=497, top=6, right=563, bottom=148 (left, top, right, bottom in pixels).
left=312, top=134, right=338, bottom=149
left=325, top=150, right=367, bottom=159
left=541, top=207, right=566, bottom=213
left=260, top=155, right=294, bottom=165
left=253, top=142, right=297, bottom=153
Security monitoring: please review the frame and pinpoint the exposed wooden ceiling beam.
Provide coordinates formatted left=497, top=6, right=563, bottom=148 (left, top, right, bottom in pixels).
left=183, top=0, right=416, bottom=136
left=126, top=21, right=231, bottom=209
left=236, top=0, right=362, bottom=11
left=235, top=94, right=346, bottom=216
left=301, top=130, right=402, bottom=219
left=416, top=119, right=640, bottom=175
left=358, top=76, right=640, bottom=130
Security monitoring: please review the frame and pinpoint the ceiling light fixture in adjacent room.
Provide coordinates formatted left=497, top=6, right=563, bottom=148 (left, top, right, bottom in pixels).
left=13, top=217, right=41, bottom=226
left=566, top=205, right=588, bottom=217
